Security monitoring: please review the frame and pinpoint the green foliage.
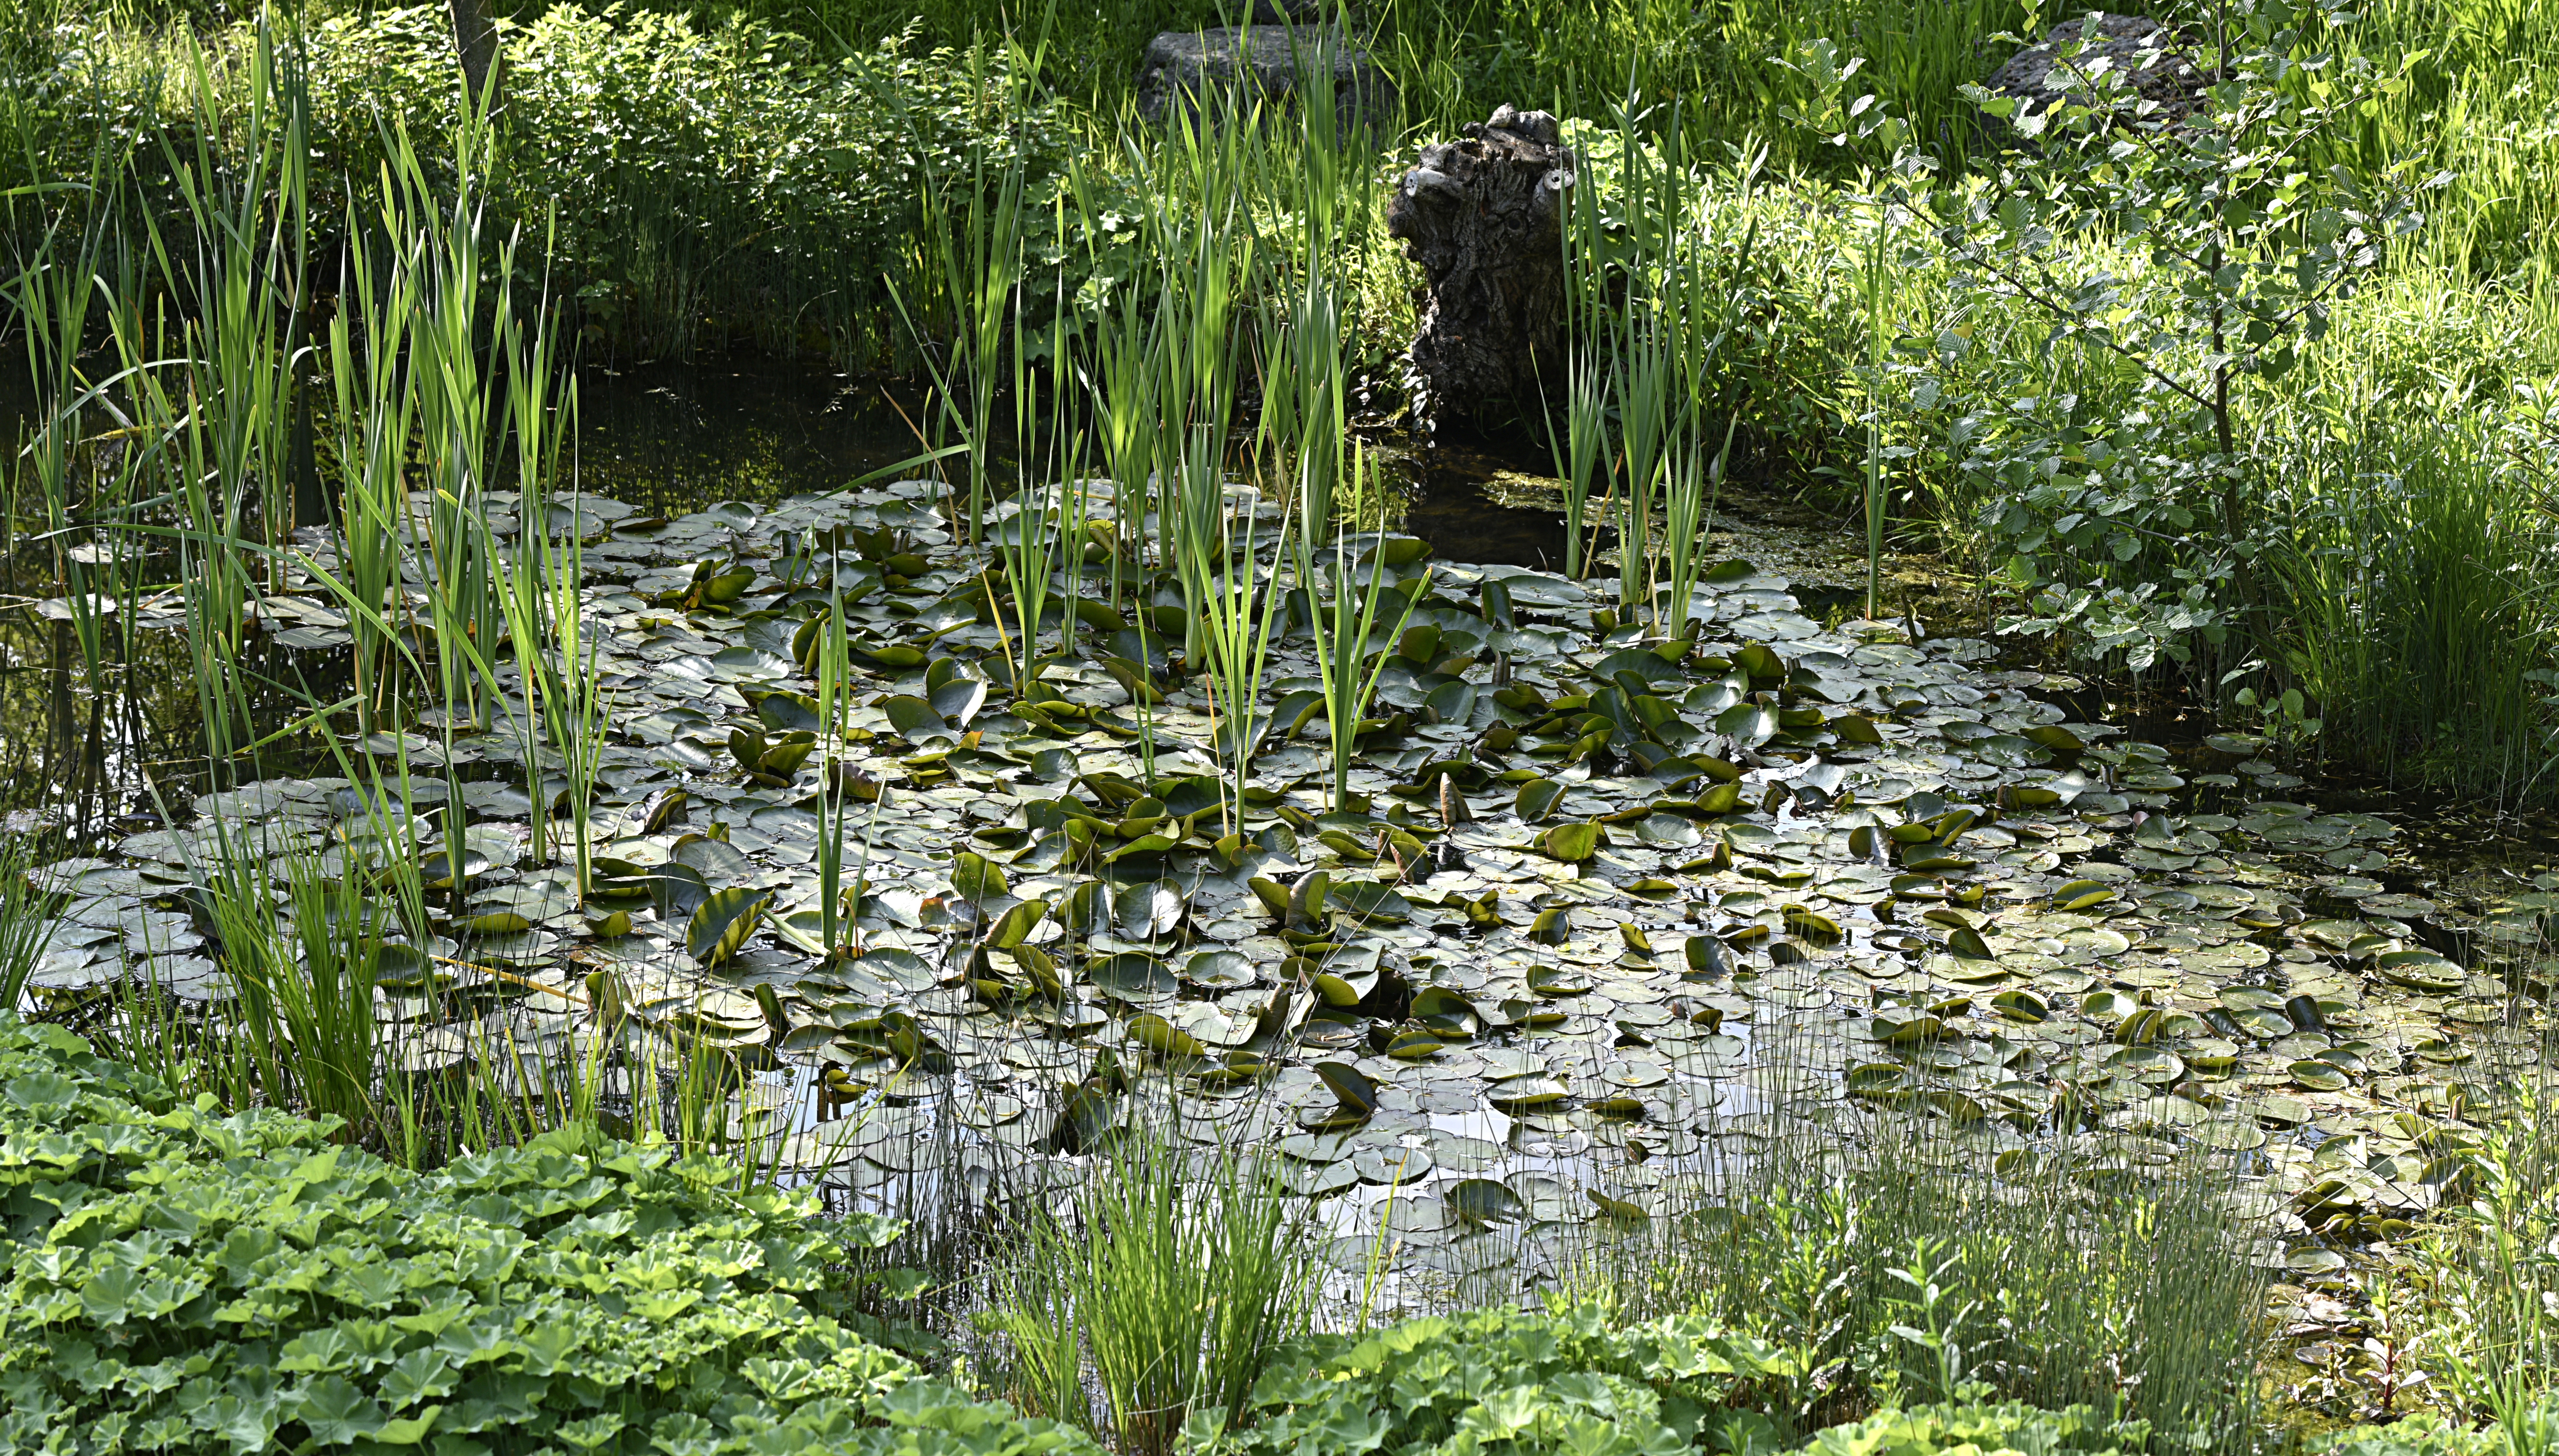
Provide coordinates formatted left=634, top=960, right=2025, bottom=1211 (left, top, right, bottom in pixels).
left=1789, top=1398, right=2146, bottom=1456
left=1218, top=1303, right=1801, bottom=1456
left=0, top=838, right=60, bottom=1012
left=0, top=1012, right=1104, bottom=1456
left=1589, top=1129, right=2268, bottom=1449
left=988, top=1140, right=1314, bottom=1455
left=1927, top=0, right=2431, bottom=669
left=4, top=4, right=1061, bottom=367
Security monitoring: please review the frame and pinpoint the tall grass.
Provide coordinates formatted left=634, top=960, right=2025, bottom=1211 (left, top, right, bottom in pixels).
left=987, top=1135, right=1316, bottom=1453
left=0, top=835, right=63, bottom=1011
left=1595, top=1119, right=2271, bottom=1444
left=2403, top=1074, right=2559, bottom=1441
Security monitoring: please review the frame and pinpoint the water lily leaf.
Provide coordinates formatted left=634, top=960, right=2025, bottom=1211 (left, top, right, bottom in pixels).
left=929, top=676, right=988, bottom=728
left=675, top=837, right=754, bottom=882
left=1783, top=907, right=1844, bottom=943
left=1991, top=990, right=2048, bottom=1022
left=1515, top=778, right=1564, bottom=823
left=1410, top=987, right=1480, bottom=1036
left=1944, top=927, right=1994, bottom=959
left=982, top=900, right=1045, bottom=951
left=882, top=695, right=952, bottom=743
left=1316, top=1060, right=1379, bottom=1116
left=756, top=692, right=824, bottom=732
left=710, top=645, right=789, bottom=678
left=952, top=852, right=1009, bottom=901
left=1586, top=1188, right=1650, bottom=1221
left=1449, top=1178, right=1527, bottom=1227
left=1310, top=973, right=1362, bottom=1008
left=758, top=734, right=818, bottom=778
left=1540, top=822, right=1602, bottom=863
left=687, top=887, right=771, bottom=967
left=1086, top=953, right=1177, bottom=998
left=1714, top=702, right=1777, bottom=747
left=649, top=863, right=711, bottom=919
left=2053, top=878, right=2116, bottom=912
left=1488, top=1077, right=1568, bottom=1111
left=1385, top=1029, right=1443, bottom=1060
left=1328, top=879, right=1412, bottom=924
left=1184, top=950, right=1256, bottom=988
left=1249, top=877, right=1292, bottom=918
left=1115, top=880, right=1185, bottom=941
left=1287, top=872, right=1332, bottom=933
left=1129, top=1013, right=1207, bottom=1059
left=465, top=911, right=532, bottom=936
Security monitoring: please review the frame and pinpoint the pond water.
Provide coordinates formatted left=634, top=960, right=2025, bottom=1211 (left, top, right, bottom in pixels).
left=5, top=361, right=2556, bottom=1323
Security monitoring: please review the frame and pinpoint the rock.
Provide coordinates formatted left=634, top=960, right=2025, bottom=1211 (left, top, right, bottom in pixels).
left=1385, top=104, right=1573, bottom=431
left=1986, top=13, right=2211, bottom=127
left=1133, top=25, right=1397, bottom=139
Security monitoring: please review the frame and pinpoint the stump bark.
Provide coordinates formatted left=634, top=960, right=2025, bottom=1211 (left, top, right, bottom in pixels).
left=1385, top=104, right=1574, bottom=431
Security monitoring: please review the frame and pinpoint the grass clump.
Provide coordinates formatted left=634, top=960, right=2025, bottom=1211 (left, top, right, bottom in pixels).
left=1589, top=1132, right=2270, bottom=1448
left=986, top=1138, right=1314, bottom=1454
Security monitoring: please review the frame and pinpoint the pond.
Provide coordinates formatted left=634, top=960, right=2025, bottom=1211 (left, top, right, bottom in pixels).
left=3, top=362, right=2554, bottom=1324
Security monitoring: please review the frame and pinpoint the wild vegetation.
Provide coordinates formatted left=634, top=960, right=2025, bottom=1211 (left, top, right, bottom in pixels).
left=5, top=0, right=2559, bottom=1451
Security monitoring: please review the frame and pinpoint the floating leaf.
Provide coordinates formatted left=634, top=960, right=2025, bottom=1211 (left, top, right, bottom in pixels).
left=1183, top=950, right=1256, bottom=989
left=686, top=888, right=770, bottom=967
left=1316, top=1060, right=1379, bottom=1117
left=1449, top=1178, right=1527, bottom=1226
left=882, top=695, right=952, bottom=743
left=1515, top=778, right=1564, bottom=822
left=1086, top=953, right=1177, bottom=999
left=1129, top=1014, right=1207, bottom=1059
left=951, top=852, right=1008, bottom=901
left=1539, top=822, right=1602, bottom=863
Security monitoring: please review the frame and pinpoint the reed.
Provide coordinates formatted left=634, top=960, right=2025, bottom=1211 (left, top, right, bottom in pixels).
left=1306, top=458, right=1426, bottom=811
left=988, top=1132, right=1315, bottom=1454
left=0, top=835, right=62, bottom=1012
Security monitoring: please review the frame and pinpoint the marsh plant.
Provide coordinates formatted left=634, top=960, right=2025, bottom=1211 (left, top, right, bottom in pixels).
left=1588, top=1114, right=2270, bottom=1445
left=987, top=1134, right=1315, bottom=1455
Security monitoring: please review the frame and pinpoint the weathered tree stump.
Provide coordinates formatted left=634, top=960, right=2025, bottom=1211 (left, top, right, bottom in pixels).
left=1385, top=104, right=1574, bottom=431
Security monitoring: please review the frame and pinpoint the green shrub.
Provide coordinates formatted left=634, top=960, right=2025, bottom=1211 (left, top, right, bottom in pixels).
left=2314, top=1415, right=2541, bottom=1456
left=1217, top=1303, right=1802, bottom=1456
left=1788, top=1400, right=2147, bottom=1456
left=0, top=1013, right=1101, bottom=1456
left=5, top=4, right=1062, bottom=367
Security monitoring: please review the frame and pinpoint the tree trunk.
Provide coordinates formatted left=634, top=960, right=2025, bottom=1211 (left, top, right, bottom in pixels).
left=447, top=0, right=502, bottom=115
left=1385, top=104, right=1574, bottom=431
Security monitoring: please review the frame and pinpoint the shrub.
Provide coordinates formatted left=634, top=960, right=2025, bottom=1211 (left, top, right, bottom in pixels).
left=1789, top=1400, right=2147, bottom=1456
left=4, top=4, right=1064, bottom=367
left=1217, top=1302, right=1803, bottom=1456
left=0, top=1012, right=1102, bottom=1456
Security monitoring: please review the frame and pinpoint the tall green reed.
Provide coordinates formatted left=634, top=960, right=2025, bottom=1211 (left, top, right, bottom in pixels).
left=0, top=836, right=63, bottom=1011
left=1306, top=462, right=1425, bottom=811
left=989, top=1134, right=1315, bottom=1454
left=1589, top=1090, right=2270, bottom=1444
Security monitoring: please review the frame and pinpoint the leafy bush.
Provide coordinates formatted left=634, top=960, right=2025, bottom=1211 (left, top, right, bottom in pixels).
left=0, top=1013, right=1102, bottom=1456
left=4, top=4, right=1062, bottom=367
left=2313, top=1414, right=2551, bottom=1456
left=1789, top=1400, right=2146, bottom=1456
left=1216, top=1303, right=1802, bottom=1456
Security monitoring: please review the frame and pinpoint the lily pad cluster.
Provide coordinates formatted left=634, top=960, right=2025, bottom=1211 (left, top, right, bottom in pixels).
left=17, top=477, right=2548, bottom=1300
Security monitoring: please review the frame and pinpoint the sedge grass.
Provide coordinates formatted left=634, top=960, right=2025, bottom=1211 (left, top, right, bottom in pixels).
left=987, top=1131, right=1316, bottom=1455
left=1305, top=452, right=1425, bottom=812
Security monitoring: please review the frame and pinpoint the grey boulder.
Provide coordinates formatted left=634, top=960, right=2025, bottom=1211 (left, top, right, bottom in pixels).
left=1986, top=13, right=2211, bottom=127
left=1133, top=25, right=1398, bottom=138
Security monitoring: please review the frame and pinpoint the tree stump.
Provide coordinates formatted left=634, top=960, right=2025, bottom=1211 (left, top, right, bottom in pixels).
left=1385, top=105, right=1574, bottom=431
